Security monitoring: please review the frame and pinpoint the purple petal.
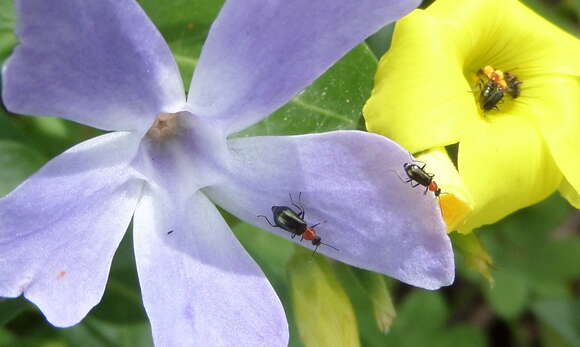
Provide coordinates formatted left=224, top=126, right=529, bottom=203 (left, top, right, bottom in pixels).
left=0, top=132, right=142, bottom=326
left=204, top=131, right=454, bottom=289
left=2, top=0, right=185, bottom=131
left=188, top=0, right=420, bottom=134
left=129, top=112, right=231, bottom=199
left=133, top=187, right=288, bottom=346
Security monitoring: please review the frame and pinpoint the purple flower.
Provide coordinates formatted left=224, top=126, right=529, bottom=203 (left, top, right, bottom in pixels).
left=1, top=0, right=453, bottom=345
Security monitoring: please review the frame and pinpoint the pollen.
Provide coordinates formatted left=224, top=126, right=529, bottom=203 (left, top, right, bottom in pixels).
left=147, top=113, right=180, bottom=141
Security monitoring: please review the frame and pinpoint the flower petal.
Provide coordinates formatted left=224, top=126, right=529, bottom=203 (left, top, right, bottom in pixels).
left=130, top=112, right=230, bottom=199
left=415, top=148, right=474, bottom=232
left=0, top=132, right=142, bottom=327
left=204, top=131, right=454, bottom=289
left=458, top=116, right=562, bottom=231
left=133, top=187, right=288, bottom=346
left=363, top=10, right=476, bottom=152
left=188, top=0, right=420, bottom=135
left=2, top=0, right=185, bottom=131
left=519, top=76, right=580, bottom=199
left=559, top=178, right=580, bottom=209
left=428, top=0, right=580, bottom=76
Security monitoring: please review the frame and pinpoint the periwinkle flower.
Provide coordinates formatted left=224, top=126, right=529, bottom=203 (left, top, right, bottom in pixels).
left=1, top=0, right=454, bottom=345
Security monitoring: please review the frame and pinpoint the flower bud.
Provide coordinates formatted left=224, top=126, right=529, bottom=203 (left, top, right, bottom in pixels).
left=288, top=247, right=360, bottom=347
left=352, top=269, right=396, bottom=334
left=451, top=232, right=494, bottom=286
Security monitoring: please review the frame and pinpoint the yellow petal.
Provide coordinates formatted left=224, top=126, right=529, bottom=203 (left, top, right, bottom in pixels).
left=428, top=0, right=580, bottom=77
left=363, top=10, right=477, bottom=153
left=415, top=148, right=474, bottom=231
left=519, top=76, right=580, bottom=198
left=559, top=178, right=580, bottom=209
left=458, top=115, right=562, bottom=231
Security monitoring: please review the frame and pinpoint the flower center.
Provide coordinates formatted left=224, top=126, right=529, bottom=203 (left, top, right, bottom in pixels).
left=474, top=65, right=522, bottom=112
left=147, top=113, right=180, bottom=140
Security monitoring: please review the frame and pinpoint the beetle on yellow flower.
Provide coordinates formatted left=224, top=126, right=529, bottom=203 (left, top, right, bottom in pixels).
left=364, top=0, right=580, bottom=235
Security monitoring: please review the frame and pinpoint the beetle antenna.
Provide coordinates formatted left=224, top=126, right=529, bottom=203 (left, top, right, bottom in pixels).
left=404, top=151, right=423, bottom=165
left=387, top=169, right=407, bottom=183
left=321, top=242, right=339, bottom=251
left=311, top=242, right=339, bottom=257
left=310, top=220, right=327, bottom=228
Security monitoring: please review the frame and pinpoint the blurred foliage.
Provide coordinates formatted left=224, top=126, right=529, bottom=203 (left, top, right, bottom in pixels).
left=1, top=0, right=579, bottom=346
left=288, top=248, right=360, bottom=347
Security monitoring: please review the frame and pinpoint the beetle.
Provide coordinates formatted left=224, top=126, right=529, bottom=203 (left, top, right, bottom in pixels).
left=257, top=193, right=338, bottom=254
left=391, top=154, right=443, bottom=197
left=478, top=80, right=504, bottom=111
left=504, top=72, right=522, bottom=98
left=401, top=161, right=442, bottom=196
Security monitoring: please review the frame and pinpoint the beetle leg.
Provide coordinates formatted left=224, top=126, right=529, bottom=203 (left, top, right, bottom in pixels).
left=257, top=215, right=277, bottom=227
left=290, top=192, right=306, bottom=217
left=311, top=245, right=320, bottom=257
left=411, top=182, right=421, bottom=188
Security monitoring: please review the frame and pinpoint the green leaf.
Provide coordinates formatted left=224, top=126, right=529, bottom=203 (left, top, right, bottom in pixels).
left=62, top=318, right=153, bottom=347
left=350, top=268, right=395, bottom=334
left=288, top=249, right=360, bottom=347
left=365, top=23, right=395, bottom=59
left=0, top=298, right=29, bottom=327
left=91, top=231, right=148, bottom=325
left=380, top=291, right=486, bottom=347
left=484, top=270, right=530, bottom=320
left=333, top=265, right=393, bottom=347
left=520, top=0, right=580, bottom=36
left=138, top=0, right=225, bottom=89
left=480, top=194, right=580, bottom=297
left=533, top=299, right=580, bottom=347
left=0, top=0, right=17, bottom=62
left=232, top=222, right=295, bottom=283
left=391, top=291, right=448, bottom=334
left=237, top=44, right=378, bottom=136
left=0, top=140, right=46, bottom=196
left=1, top=309, right=66, bottom=347
left=0, top=111, right=26, bottom=142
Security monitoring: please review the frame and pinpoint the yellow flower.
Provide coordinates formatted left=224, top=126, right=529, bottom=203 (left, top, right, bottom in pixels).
left=364, top=0, right=580, bottom=232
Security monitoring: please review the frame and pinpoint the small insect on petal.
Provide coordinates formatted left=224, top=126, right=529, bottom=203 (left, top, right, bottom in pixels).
left=392, top=154, right=443, bottom=197
left=478, top=80, right=504, bottom=111
left=504, top=72, right=522, bottom=98
left=476, top=65, right=522, bottom=111
left=257, top=193, right=338, bottom=255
